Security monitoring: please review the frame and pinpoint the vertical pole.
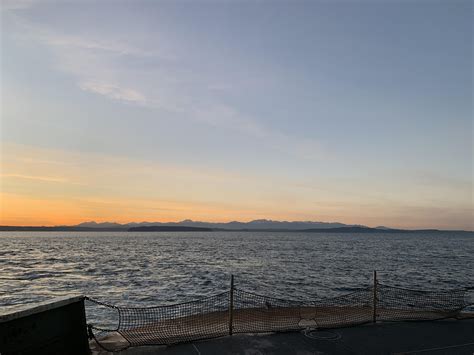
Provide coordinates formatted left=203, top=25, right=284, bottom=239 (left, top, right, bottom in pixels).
left=372, top=270, right=377, bottom=323
left=229, top=274, right=234, bottom=335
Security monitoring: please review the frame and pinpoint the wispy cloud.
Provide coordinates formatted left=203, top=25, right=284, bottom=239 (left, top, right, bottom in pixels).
left=192, top=104, right=267, bottom=138
left=7, top=14, right=155, bottom=106
left=1, top=173, right=68, bottom=184
left=1, top=0, right=38, bottom=11
left=9, top=12, right=162, bottom=58
left=192, top=103, right=325, bottom=159
left=42, top=34, right=157, bottom=58
left=6, top=9, right=325, bottom=160
left=78, top=80, right=147, bottom=105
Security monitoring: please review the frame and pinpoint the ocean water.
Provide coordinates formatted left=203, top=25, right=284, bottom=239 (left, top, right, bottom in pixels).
left=1, top=231, right=473, bottom=324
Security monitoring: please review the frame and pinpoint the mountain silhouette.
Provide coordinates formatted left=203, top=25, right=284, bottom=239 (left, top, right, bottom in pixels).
left=76, top=219, right=363, bottom=230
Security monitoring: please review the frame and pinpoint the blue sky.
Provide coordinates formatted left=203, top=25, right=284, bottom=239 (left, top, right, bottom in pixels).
left=1, top=0, right=472, bottom=229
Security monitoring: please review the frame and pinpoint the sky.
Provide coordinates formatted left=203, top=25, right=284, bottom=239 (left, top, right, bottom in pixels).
left=0, top=0, right=472, bottom=230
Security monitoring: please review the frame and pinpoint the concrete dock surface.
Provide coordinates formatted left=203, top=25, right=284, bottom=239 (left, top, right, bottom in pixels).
left=93, top=319, right=474, bottom=355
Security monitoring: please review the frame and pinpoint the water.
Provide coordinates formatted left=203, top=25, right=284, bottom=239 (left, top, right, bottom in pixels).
left=1, top=231, right=473, bottom=324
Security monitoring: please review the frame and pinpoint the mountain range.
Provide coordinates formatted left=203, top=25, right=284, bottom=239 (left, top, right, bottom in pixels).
left=75, top=219, right=365, bottom=230
left=0, top=219, right=471, bottom=233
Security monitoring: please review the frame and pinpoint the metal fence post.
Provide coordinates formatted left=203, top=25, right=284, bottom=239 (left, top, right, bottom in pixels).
left=229, top=274, right=234, bottom=335
left=372, top=270, right=377, bottom=323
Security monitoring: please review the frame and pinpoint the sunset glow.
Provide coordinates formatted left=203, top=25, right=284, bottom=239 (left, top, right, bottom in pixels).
left=1, top=1, right=472, bottom=230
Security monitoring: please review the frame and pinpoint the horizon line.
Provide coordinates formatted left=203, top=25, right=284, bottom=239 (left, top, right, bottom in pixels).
left=0, top=219, right=472, bottom=232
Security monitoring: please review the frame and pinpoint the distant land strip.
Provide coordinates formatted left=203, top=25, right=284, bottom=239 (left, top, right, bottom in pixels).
left=129, top=226, right=213, bottom=232
left=0, top=225, right=471, bottom=233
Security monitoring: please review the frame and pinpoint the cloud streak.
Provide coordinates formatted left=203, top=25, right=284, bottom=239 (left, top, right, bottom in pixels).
left=1, top=0, right=38, bottom=10
left=1, top=173, right=67, bottom=183
left=79, top=81, right=147, bottom=105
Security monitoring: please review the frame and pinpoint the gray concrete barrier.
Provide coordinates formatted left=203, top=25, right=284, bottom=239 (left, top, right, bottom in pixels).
left=0, top=296, right=89, bottom=355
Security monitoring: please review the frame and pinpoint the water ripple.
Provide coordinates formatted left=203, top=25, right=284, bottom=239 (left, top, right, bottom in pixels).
left=1, top=231, right=473, bottom=324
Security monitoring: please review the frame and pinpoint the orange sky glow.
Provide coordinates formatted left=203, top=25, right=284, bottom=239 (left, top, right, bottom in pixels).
left=1, top=144, right=472, bottom=230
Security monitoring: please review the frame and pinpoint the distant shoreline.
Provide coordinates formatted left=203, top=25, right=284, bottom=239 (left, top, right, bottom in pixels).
left=0, top=225, right=472, bottom=233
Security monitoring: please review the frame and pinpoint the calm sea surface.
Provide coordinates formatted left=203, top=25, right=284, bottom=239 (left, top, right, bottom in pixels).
left=1, top=231, right=473, bottom=324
